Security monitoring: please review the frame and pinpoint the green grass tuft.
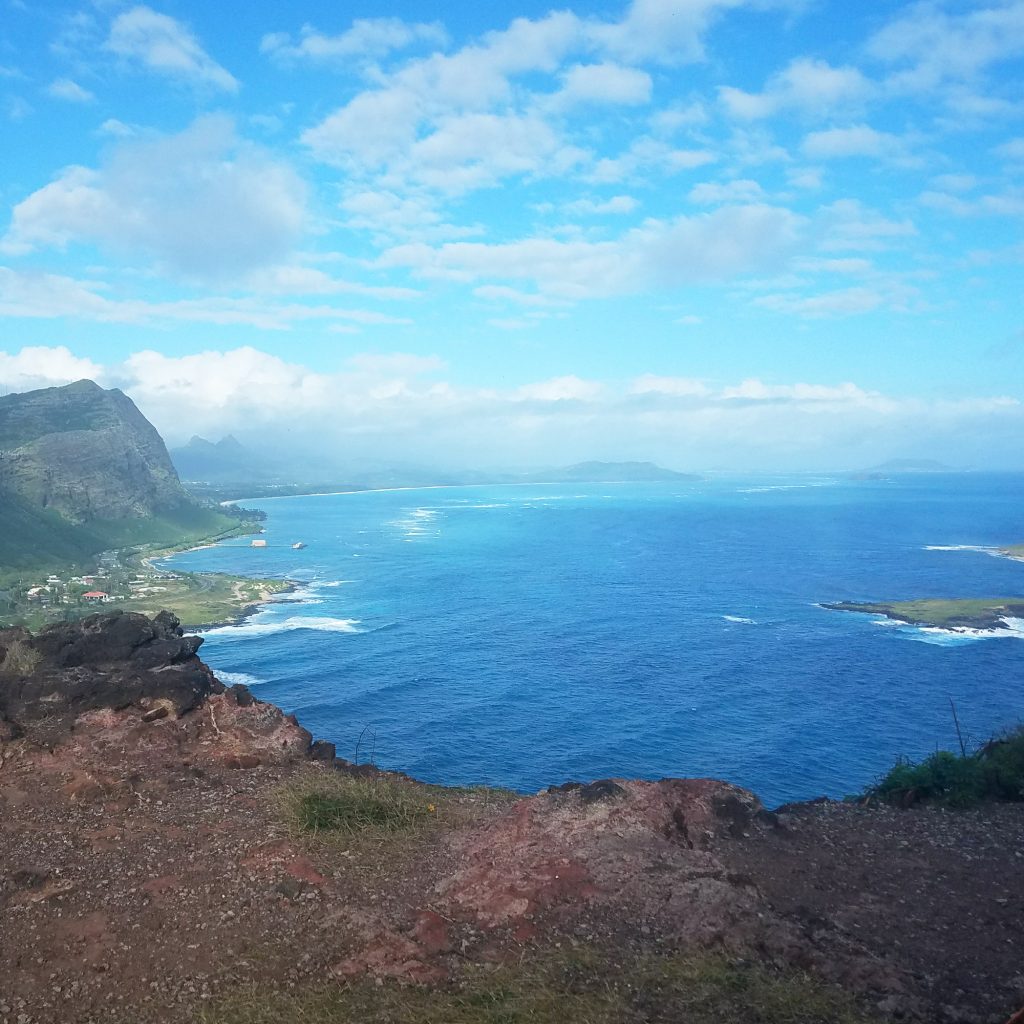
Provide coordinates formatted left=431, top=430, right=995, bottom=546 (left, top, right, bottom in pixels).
left=283, top=774, right=438, bottom=837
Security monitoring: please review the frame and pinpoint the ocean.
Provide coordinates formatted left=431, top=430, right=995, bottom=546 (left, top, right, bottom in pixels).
left=164, top=473, right=1024, bottom=807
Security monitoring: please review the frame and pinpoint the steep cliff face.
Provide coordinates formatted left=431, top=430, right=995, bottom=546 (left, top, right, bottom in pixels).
left=0, top=380, right=236, bottom=569
left=0, top=380, right=185, bottom=523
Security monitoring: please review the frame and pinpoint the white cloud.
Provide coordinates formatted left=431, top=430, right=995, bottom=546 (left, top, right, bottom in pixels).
left=867, top=0, right=1024, bottom=91
left=590, top=0, right=794, bottom=65
left=405, top=112, right=583, bottom=193
left=563, top=195, right=639, bottom=215
left=0, top=345, right=103, bottom=393
left=688, top=179, right=764, bottom=204
left=380, top=203, right=805, bottom=299
left=552, top=63, right=652, bottom=107
left=819, top=199, right=918, bottom=251
left=45, top=78, right=95, bottom=103
left=261, top=18, right=447, bottom=63
left=801, top=124, right=905, bottom=160
left=2, top=116, right=306, bottom=280
left=754, top=287, right=887, bottom=317
left=0, top=267, right=411, bottom=330
left=720, top=58, right=872, bottom=120
left=106, top=5, right=238, bottom=92
left=4, top=345, right=1017, bottom=471
left=919, top=188, right=1024, bottom=218
left=995, top=137, right=1024, bottom=161
left=589, top=136, right=716, bottom=183
left=341, top=190, right=482, bottom=243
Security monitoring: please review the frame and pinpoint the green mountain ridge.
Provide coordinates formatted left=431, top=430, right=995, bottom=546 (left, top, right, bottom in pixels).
left=0, top=380, right=238, bottom=573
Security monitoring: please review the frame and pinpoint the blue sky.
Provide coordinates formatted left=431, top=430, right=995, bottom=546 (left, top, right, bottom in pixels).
left=1, top=0, right=1022, bottom=470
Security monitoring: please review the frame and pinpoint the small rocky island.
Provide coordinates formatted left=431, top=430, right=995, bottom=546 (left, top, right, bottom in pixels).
left=1, top=610, right=1023, bottom=1024
left=824, top=598, right=1024, bottom=631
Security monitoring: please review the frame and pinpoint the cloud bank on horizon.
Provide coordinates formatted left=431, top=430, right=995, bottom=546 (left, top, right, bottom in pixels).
left=0, top=0, right=1022, bottom=469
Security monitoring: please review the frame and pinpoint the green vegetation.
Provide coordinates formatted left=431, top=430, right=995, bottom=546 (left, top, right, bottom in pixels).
left=281, top=773, right=441, bottom=838
left=0, top=486, right=242, bottom=574
left=200, top=948, right=882, bottom=1024
left=1002, top=544, right=1024, bottom=560
left=118, top=573, right=292, bottom=629
left=868, top=726, right=1024, bottom=808
left=826, top=598, right=1024, bottom=630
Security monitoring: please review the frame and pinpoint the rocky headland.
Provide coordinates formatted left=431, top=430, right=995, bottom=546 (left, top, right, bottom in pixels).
left=1, top=612, right=1022, bottom=1024
left=823, top=599, right=1024, bottom=632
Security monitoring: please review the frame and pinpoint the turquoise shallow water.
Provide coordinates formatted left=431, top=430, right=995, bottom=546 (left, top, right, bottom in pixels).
left=165, top=474, right=1024, bottom=806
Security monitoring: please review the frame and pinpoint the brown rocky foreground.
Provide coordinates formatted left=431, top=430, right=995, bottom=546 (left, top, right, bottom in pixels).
left=1, top=612, right=1022, bottom=1024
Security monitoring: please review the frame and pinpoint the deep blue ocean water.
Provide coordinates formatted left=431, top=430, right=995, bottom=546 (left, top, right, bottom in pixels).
left=164, top=474, right=1024, bottom=807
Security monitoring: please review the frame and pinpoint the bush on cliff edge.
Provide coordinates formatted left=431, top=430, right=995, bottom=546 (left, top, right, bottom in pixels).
left=869, top=726, right=1024, bottom=807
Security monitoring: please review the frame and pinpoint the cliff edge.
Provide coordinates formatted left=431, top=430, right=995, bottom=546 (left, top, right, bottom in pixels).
left=1, top=613, right=1022, bottom=1024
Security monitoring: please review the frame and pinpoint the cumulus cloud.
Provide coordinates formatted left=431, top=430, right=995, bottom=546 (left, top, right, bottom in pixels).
left=551, top=63, right=653, bottom=107
left=45, top=78, right=95, bottom=103
left=720, top=58, right=873, bottom=120
left=2, top=116, right=306, bottom=280
left=688, top=179, right=764, bottom=204
left=2, top=345, right=1018, bottom=471
left=801, top=124, right=906, bottom=160
left=867, top=0, right=1024, bottom=91
left=261, top=18, right=448, bottom=63
left=106, top=5, right=237, bottom=91
left=0, top=346, right=103, bottom=393
left=380, top=204, right=805, bottom=298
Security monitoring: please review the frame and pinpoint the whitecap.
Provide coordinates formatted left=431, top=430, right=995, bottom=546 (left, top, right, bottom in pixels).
left=201, top=616, right=363, bottom=639
left=215, top=671, right=265, bottom=688
left=904, top=621, right=1023, bottom=644
left=923, top=544, right=997, bottom=553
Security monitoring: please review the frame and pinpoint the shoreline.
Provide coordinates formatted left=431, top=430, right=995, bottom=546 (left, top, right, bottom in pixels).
left=217, top=477, right=697, bottom=505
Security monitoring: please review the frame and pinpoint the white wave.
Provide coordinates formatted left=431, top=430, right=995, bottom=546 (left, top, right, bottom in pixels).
left=924, top=544, right=997, bottom=553
left=202, top=616, right=363, bottom=639
left=318, top=580, right=356, bottom=588
left=215, top=671, right=265, bottom=688
left=906, top=619, right=1024, bottom=644
left=723, top=615, right=757, bottom=624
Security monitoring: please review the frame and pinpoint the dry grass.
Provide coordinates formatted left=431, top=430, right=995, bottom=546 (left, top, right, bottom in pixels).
left=0, top=637, right=42, bottom=675
left=200, top=948, right=885, bottom=1024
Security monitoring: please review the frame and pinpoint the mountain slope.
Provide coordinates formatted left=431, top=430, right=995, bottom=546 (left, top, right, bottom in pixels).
left=0, top=380, right=238, bottom=571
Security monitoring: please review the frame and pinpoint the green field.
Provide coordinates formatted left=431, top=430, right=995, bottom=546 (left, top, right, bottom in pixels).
left=119, top=573, right=293, bottom=629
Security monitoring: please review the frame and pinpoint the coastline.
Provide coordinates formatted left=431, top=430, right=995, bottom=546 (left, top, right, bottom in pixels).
left=126, top=526, right=298, bottom=632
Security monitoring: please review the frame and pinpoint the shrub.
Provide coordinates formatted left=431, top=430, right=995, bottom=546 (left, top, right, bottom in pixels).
left=869, top=726, right=1024, bottom=807
left=0, top=637, right=42, bottom=675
